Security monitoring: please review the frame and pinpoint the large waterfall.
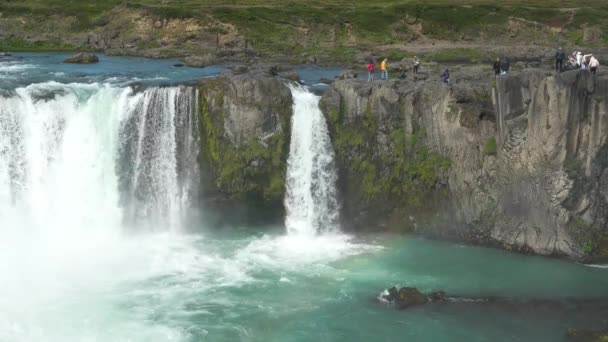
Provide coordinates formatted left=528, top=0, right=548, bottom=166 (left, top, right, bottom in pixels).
left=0, top=82, right=199, bottom=233
left=284, top=85, right=340, bottom=235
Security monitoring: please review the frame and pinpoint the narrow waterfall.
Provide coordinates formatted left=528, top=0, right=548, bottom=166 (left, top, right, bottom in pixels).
left=0, top=82, right=199, bottom=233
left=284, top=85, right=340, bottom=235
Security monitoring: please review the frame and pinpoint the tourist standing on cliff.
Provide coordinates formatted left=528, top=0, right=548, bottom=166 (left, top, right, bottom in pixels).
left=413, top=56, right=420, bottom=73
left=555, top=47, right=565, bottom=72
left=440, top=69, right=450, bottom=83
left=500, top=57, right=510, bottom=74
left=380, top=58, right=388, bottom=80
left=589, top=55, right=600, bottom=75
left=493, top=58, right=501, bottom=76
left=367, top=61, right=375, bottom=82
left=576, top=51, right=583, bottom=68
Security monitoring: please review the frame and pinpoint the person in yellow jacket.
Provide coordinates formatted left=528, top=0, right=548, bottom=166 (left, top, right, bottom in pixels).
left=380, top=58, right=388, bottom=80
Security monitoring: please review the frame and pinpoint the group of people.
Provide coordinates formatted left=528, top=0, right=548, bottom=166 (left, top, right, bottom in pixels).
left=366, top=56, right=421, bottom=82
left=493, top=57, right=511, bottom=76
left=555, top=47, right=600, bottom=74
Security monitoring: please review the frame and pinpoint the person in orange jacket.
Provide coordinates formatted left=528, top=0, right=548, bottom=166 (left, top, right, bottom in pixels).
left=380, top=58, right=388, bottom=79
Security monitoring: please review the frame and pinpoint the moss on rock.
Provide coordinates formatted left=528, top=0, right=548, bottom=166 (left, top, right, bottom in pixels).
left=322, top=85, right=451, bottom=230
left=198, top=76, right=291, bottom=206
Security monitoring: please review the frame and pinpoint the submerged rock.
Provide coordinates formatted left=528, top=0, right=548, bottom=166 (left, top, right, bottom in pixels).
left=429, top=290, right=448, bottom=302
left=567, top=328, right=608, bottom=342
left=64, top=53, right=99, bottom=64
left=184, top=54, right=216, bottom=68
left=0, top=52, right=11, bottom=57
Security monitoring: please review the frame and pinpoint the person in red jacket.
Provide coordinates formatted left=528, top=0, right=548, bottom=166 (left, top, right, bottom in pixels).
left=367, top=61, right=374, bottom=82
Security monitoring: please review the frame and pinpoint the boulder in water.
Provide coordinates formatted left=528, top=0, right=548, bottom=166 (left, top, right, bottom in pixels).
left=379, top=286, right=446, bottom=309
left=395, top=287, right=428, bottom=309
left=64, top=53, right=99, bottom=64
left=382, top=286, right=399, bottom=302
left=184, top=54, right=216, bottom=68
left=0, top=52, right=11, bottom=57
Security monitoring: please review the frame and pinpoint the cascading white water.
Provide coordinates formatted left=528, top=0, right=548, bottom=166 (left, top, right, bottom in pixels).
left=285, top=85, right=340, bottom=235
left=118, top=86, right=200, bottom=229
left=0, top=82, right=202, bottom=341
left=0, top=82, right=199, bottom=233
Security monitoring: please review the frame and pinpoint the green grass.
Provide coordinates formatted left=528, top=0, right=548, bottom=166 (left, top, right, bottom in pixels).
left=430, top=48, right=490, bottom=63
left=0, top=38, right=79, bottom=52
left=1, top=0, right=607, bottom=57
left=484, top=136, right=497, bottom=155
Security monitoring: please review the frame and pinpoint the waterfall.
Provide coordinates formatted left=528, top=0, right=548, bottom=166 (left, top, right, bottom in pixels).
left=284, top=85, right=340, bottom=235
left=0, top=82, right=199, bottom=233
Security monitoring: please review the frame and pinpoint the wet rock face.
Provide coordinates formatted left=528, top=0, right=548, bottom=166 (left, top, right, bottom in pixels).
left=63, top=53, right=99, bottom=64
left=197, top=72, right=293, bottom=218
left=321, top=70, right=608, bottom=261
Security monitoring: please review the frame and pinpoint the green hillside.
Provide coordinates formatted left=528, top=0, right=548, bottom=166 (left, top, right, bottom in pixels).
left=0, top=0, right=606, bottom=61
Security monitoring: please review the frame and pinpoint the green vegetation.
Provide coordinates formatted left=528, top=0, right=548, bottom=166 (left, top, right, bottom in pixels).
left=1, top=0, right=607, bottom=57
left=431, top=48, right=489, bottom=63
left=484, top=136, right=497, bottom=156
left=0, top=38, right=78, bottom=52
left=198, top=80, right=288, bottom=202
left=327, top=99, right=450, bottom=208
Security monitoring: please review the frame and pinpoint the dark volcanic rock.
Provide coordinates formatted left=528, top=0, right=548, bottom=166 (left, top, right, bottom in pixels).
left=321, top=69, right=608, bottom=261
left=64, top=53, right=99, bottom=64
left=382, top=286, right=399, bottom=302
left=395, top=287, right=428, bottom=309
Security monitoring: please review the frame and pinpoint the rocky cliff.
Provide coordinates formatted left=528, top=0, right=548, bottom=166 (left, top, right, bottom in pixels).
left=320, top=70, right=608, bottom=261
left=198, top=71, right=292, bottom=224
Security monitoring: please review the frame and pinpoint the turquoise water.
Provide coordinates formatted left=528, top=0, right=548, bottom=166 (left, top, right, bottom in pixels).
left=8, top=228, right=602, bottom=342
left=0, top=52, right=223, bottom=89
left=0, top=53, right=341, bottom=90
left=5, top=227, right=607, bottom=341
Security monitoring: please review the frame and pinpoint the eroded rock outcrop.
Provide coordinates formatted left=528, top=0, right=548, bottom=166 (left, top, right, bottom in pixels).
left=321, top=70, right=608, bottom=261
left=198, top=72, right=292, bottom=222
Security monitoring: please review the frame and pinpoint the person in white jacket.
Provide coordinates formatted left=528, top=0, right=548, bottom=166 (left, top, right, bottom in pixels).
left=576, top=51, right=583, bottom=68
left=583, top=54, right=594, bottom=69
left=589, top=55, right=600, bottom=75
